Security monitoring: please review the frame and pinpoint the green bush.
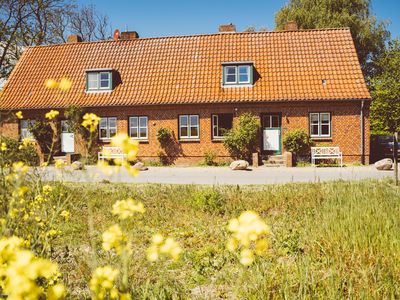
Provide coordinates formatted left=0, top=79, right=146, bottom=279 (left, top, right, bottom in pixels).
left=0, top=136, right=39, bottom=166
left=223, top=113, right=260, bottom=161
left=283, top=129, right=312, bottom=156
left=156, top=127, right=172, bottom=146
left=188, top=189, right=226, bottom=214
left=203, top=150, right=217, bottom=166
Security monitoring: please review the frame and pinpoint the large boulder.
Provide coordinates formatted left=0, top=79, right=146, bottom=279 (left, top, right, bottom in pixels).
left=71, top=161, right=84, bottom=170
left=374, top=158, right=393, bottom=171
left=230, top=160, right=249, bottom=170
left=133, top=161, right=148, bottom=171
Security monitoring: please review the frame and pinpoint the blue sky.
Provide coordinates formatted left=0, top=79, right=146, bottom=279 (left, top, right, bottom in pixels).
left=77, top=0, right=399, bottom=38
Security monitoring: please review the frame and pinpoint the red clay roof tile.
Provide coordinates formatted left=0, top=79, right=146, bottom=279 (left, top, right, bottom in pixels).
left=0, top=28, right=371, bottom=110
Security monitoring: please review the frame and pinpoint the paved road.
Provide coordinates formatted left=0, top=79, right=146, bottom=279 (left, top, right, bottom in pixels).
left=40, top=165, right=396, bottom=185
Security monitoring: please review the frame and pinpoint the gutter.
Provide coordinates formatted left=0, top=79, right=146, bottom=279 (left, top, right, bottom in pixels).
left=360, top=100, right=365, bottom=164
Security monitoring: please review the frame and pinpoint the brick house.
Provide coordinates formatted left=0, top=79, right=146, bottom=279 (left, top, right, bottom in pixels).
left=0, top=23, right=371, bottom=164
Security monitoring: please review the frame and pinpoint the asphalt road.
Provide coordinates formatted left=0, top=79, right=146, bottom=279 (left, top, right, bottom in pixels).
left=40, top=165, right=397, bottom=185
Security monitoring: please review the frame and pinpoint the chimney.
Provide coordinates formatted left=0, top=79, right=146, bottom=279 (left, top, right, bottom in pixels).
left=219, top=23, right=236, bottom=33
left=120, top=31, right=139, bottom=40
left=67, top=34, right=82, bottom=43
left=284, top=21, right=298, bottom=31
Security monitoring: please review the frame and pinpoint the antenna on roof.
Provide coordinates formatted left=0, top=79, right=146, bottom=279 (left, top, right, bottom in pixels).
left=125, top=25, right=128, bottom=32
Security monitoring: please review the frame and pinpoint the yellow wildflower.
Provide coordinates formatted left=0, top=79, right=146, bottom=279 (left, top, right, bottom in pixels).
left=18, top=137, right=32, bottom=150
left=0, top=142, right=7, bottom=151
left=112, top=198, right=145, bottom=220
left=226, top=210, right=270, bottom=266
left=47, top=229, right=59, bottom=237
left=102, top=224, right=126, bottom=254
left=60, top=210, right=70, bottom=221
left=59, top=78, right=72, bottom=91
left=89, top=266, right=119, bottom=300
left=97, top=160, right=114, bottom=176
left=45, top=79, right=59, bottom=89
left=146, top=234, right=182, bottom=262
left=15, top=111, right=23, bottom=119
left=43, top=185, right=53, bottom=195
left=47, top=284, right=66, bottom=300
left=41, top=162, right=49, bottom=167
left=55, top=159, right=66, bottom=169
left=82, top=113, right=101, bottom=132
left=12, top=161, right=29, bottom=175
left=45, top=110, right=60, bottom=120
left=111, top=133, right=139, bottom=162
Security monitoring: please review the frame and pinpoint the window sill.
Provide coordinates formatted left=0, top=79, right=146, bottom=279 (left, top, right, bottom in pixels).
left=99, top=139, right=112, bottom=143
left=131, top=139, right=149, bottom=144
left=179, top=138, right=200, bottom=142
left=311, top=137, right=333, bottom=141
left=212, top=138, right=225, bottom=142
left=222, top=84, right=253, bottom=88
left=85, top=90, right=113, bottom=94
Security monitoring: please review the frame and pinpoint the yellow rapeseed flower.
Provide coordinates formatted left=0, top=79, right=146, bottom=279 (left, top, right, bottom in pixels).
left=12, top=161, right=29, bottom=176
left=43, top=185, right=53, bottom=195
left=111, top=133, right=139, bottom=162
left=112, top=198, right=145, bottom=220
left=45, top=110, right=60, bottom=120
left=45, top=79, right=59, bottom=89
left=15, top=111, right=23, bottom=119
left=102, top=224, right=126, bottom=254
left=146, top=234, right=182, bottom=262
left=59, top=78, right=72, bottom=91
left=89, top=266, right=119, bottom=300
left=82, top=113, right=101, bottom=133
left=0, top=142, right=7, bottom=151
left=55, top=159, right=66, bottom=169
left=60, top=210, right=70, bottom=221
left=227, top=210, right=270, bottom=266
left=18, top=138, right=32, bottom=150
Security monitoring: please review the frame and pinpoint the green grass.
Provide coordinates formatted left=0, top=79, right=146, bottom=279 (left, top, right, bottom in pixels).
left=51, top=179, right=400, bottom=299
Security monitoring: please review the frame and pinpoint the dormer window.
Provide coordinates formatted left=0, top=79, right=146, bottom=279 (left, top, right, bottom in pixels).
left=86, top=69, right=112, bottom=91
left=222, top=63, right=253, bottom=86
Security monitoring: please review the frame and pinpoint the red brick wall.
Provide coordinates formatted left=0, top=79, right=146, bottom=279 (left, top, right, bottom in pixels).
left=0, top=101, right=370, bottom=164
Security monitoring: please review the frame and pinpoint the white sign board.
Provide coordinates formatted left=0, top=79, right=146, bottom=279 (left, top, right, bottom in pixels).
left=263, top=129, right=280, bottom=151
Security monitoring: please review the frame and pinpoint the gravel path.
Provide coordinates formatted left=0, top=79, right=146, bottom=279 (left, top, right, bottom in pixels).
left=39, top=165, right=396, bottom=185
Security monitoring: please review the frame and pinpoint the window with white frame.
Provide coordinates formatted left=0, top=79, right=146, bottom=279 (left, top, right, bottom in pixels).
left=223, top=64, right=252, bottom=85
left=87, top=71, right=112, bottom=91
left=212, top=114, right=233, bottom=139
left=20, top=120, right=35, bottom=140
left=99, top=117, right=117, bottom=140
left=129, top=116, right=148, bottom=140
left=310, top=112, right=331, bottom=138
left=179, top=115, right=199, bottom=139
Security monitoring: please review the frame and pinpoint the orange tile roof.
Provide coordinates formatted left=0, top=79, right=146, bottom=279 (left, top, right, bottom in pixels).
left=0, top=28, right=371, bottom=110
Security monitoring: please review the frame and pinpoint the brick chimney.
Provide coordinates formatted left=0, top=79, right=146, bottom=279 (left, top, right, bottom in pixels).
left=284, top=21, right=298, bottom=31
left=67, top=34, right=82, bottom=43
left=219, top=23, right=236, bottom=33
left=120, top=31, right=139, bottom=40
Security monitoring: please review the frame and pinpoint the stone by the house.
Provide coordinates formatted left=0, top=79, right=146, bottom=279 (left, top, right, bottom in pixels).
left=133, top=162, right=148, bottom=171
left=71, top=161, right=84, bottom=170
left=230, top=160, right=249, bottom=170
left=374, top=158, right=393, bottom=171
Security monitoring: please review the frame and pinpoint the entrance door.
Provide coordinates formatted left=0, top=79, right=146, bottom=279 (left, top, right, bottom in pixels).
left=262, top=114, right=282, bottom=154
left=61, top=120, right=75, bottom=153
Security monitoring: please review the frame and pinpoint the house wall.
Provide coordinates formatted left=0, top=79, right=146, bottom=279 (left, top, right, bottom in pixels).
left=0, top=100, right=370, bottom=165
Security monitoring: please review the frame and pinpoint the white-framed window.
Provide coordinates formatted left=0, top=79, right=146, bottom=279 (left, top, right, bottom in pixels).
left=129, top=116, right=148, bottom=140
left=20, top=120, right=35, bottom=140
left=179, top=115, right=199, bottom=139
left=87, top=71, right=112, bottom=91
left=223, top=64, right=252, bottom=85
left=310, top=112, right=331, bottom=138
left=212, top=114, right=233, bottom=139
left=99, top=117, right=117, bottom=140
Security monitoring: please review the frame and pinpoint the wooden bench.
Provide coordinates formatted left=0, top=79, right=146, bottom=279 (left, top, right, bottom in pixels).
left=311, top=147, right=343, bottom=167
left=98, top=146, right=127, bottom=162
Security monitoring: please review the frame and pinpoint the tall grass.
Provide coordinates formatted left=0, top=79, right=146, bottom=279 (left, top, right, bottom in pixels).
left=49, top=179, right=400, bottom=298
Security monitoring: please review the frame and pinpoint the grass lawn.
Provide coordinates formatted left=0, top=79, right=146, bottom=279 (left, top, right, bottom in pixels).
left=51, top=179, right=400, bottom=299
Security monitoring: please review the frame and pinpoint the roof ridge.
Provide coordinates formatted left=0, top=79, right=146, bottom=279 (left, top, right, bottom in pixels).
left=28, top=27, right=351, bottom=49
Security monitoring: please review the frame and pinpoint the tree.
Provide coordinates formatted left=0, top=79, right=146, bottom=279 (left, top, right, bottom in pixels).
left=370, top=39, right=400, bottom=134
left=0, top=1, right=110, bottom=82
left=275, top=0, right=390, bottom=77
left=223, top=113, right=260, bottom=161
